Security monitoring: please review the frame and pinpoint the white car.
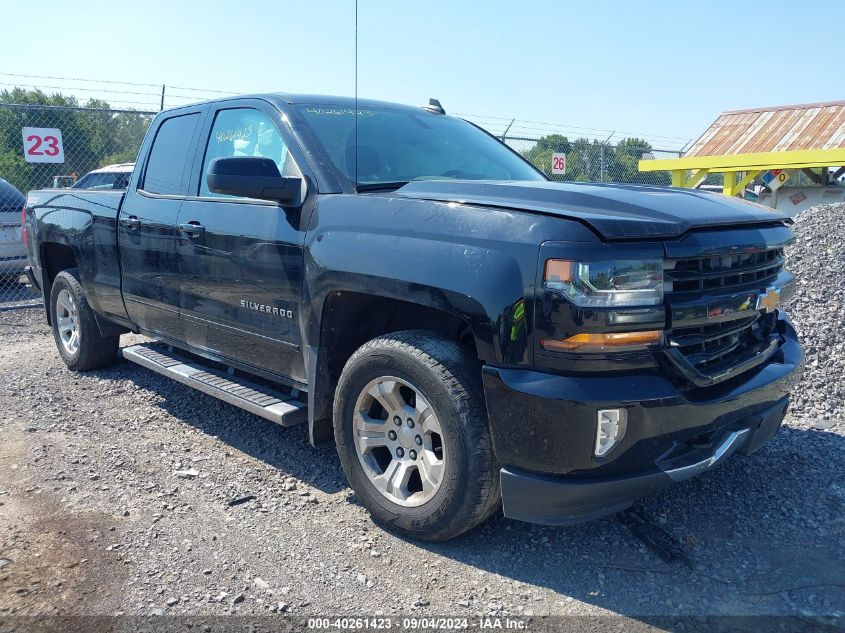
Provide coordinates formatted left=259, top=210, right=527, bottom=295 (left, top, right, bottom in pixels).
left=72, top=163, right=134, bottom=190
left=0, top=177, right=26, bottom=277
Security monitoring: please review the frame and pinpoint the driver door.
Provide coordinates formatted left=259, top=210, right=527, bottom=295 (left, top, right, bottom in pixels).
left=176, top=105, right=307, bottom=383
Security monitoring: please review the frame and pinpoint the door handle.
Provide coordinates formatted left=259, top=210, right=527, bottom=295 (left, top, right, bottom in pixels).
left=121, top=216, right=141, bottom=229
left=179, top=222, right=206, bottom=236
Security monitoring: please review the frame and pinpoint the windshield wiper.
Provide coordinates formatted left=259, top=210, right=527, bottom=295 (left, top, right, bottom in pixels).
left=356, top=181, right=410, bottom=192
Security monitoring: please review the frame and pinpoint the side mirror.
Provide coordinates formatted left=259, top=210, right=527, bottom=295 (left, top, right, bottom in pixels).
left=206, top=157, right=302, bottom=205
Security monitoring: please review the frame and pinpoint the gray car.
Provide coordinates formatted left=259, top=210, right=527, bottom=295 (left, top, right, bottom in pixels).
left=0, top=177, right=26, bottom=277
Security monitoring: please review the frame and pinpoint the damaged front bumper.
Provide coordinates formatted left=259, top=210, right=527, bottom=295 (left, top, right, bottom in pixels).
left=483, top=311, right=803, bottom=526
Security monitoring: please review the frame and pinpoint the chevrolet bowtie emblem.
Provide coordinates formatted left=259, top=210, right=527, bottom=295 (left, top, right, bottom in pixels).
left=756, top=287, right=781, bottom=313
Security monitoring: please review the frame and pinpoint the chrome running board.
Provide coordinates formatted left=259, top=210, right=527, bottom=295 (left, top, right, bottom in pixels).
left=122, top=343, right=307, bottom=427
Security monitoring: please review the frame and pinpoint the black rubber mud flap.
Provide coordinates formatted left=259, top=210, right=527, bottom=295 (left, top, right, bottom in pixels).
left=305, top=344, right=334, bottom=445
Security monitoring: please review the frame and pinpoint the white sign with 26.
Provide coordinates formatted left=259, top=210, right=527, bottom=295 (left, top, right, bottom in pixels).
left=22, top=127, right=65, bottom=163
left=551, top=152, right=566, bottom=175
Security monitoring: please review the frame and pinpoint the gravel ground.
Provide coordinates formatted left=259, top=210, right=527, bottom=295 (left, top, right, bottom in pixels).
left=1, top=204, right=844, bottom=621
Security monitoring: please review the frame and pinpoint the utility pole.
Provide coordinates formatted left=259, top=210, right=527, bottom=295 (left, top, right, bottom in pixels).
left=160, top=85, right=166, bottom=111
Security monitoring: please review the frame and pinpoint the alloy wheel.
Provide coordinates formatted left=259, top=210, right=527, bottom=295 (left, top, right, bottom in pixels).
left=56, top=288, right=80, bottom=355
left=352, top=376, right=446, bottom=507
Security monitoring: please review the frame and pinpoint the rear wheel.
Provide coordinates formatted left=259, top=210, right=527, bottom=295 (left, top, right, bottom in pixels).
left=333, top=330, right=500, bottom=541
left=50, top=268, right=119, bottom=371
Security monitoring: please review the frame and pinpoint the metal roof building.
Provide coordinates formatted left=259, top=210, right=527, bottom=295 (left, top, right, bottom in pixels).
left=639, top=100, right=845, bottom=203
left=686, top=101, right=845, bottom=157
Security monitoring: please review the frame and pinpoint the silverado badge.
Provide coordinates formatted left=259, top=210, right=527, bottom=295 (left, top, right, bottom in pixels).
left=240, top=299, right=294, bottom=319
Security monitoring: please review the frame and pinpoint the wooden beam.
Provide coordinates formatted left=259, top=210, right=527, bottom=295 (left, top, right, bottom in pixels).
left=801, top=168, right=822, bottom=184
left=685, top=168, right=709, bottom=189
left=723, top=172, right=738, bottom=197
left=735, top=169, right=763, bottom=193
left=639, top=147, right=845, bottom=173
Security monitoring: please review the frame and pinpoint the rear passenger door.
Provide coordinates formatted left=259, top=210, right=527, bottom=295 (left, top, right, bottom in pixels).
left=119, top=110, right=204, bottom=338
left=175, top=103, right=308, bottom=383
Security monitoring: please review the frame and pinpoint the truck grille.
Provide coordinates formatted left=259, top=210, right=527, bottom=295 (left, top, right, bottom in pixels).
left=668, top=313, right=776, bottom=374
left=666, top=247, right=784, bottom=294
left=665, top=245, right=784, bottom=384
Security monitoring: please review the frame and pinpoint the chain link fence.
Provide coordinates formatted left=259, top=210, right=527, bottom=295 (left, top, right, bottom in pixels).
left=502, top=134, right=680, bottom=185
left=0, top=103, right=154, bottom=308
left=0, top=102, right=682, bottom=310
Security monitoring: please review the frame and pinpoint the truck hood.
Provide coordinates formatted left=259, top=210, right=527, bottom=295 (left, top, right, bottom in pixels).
left=394, top=180, right=788, bottom=240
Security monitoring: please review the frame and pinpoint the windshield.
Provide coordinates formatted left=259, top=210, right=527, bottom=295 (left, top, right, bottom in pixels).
left=297, top=105, right=544, bottom=188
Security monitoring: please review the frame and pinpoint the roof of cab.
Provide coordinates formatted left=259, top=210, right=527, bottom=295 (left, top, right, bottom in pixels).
left=161, top=93, right=435, bottom=115
left=270, top=93, right=430, bottom=112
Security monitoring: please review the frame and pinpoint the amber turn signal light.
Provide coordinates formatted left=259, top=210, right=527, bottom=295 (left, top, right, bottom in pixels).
left=540, top=330, right=662, bottom=352
left=544, top=259, right=574, bottom=283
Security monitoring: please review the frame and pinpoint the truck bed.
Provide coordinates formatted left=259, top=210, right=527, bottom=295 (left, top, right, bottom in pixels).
left=26, top=187, right=125, bottom=219
left=26, top=188, right=127, bottom=324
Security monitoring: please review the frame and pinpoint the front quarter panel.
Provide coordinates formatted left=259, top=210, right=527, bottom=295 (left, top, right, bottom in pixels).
left=303, top=194, right=598, bottom=365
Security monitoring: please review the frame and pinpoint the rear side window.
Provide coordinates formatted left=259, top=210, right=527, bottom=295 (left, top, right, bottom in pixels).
left=142, top=113, right=200, bottom=195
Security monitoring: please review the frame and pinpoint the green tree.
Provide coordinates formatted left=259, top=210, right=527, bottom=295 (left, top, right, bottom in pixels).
left=522, top=132, right=672, bottom=186
left=611, top=137, right=670, bottom=185
left=0, top=88, right=152, bottom=194
left=565, top=138, right=606, bottom=182
left=522, top=134, right=571, bottom=176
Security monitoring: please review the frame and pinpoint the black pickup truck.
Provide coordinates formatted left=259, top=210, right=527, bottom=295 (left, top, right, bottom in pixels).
left=23, top=94, right=803, bottom=540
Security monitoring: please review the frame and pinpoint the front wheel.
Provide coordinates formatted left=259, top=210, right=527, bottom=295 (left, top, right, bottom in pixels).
left=50, top=268, right=119, bottom=371
left=333, top=330, right=500, bottom=541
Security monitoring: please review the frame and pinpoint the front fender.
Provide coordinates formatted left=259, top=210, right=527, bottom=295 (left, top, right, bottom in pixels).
left=299, top=194, right=600, bottom=445
left=303, top=217, right=537, bottom=365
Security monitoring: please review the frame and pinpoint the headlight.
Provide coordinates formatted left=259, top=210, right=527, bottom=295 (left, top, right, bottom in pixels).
left=544, top=259, right=663, bottom=307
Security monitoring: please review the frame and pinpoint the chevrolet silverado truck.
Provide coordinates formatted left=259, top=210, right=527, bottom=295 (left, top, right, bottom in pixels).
left=23, top=94, right=803, bottom=541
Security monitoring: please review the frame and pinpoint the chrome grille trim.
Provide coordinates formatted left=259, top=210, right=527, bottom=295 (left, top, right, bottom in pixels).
left=665, top=245, right=787, bottom=384
left=665, top=247, right=784, bottom=294
left=668, top=315, right=759, bottom=349
left=668, top=311, right=778, bottom=375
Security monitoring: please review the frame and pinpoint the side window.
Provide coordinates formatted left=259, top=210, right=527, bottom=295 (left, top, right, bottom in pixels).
left=142, top=113, right=200, bottom=195
left=199, top=108, right=295, bottom=197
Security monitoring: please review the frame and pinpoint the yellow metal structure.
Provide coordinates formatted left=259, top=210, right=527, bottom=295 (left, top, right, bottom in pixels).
left=639, top=147, right=845, bottom=196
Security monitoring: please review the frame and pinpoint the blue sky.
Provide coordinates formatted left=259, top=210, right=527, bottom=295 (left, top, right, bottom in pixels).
left=3, top=0, right=843, bottom=149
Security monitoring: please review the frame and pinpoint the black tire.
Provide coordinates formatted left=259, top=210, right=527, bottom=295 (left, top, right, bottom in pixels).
left=333, top=330, right=500, bottom=541
left=50, top=268, right=119, bottom=371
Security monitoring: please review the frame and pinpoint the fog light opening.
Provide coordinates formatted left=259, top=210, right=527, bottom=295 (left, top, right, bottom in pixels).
left=595, top=408, right=628, bottom=457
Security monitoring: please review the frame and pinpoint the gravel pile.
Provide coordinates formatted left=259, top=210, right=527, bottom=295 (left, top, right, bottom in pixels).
left=784, top=202, right=845, bottom=425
